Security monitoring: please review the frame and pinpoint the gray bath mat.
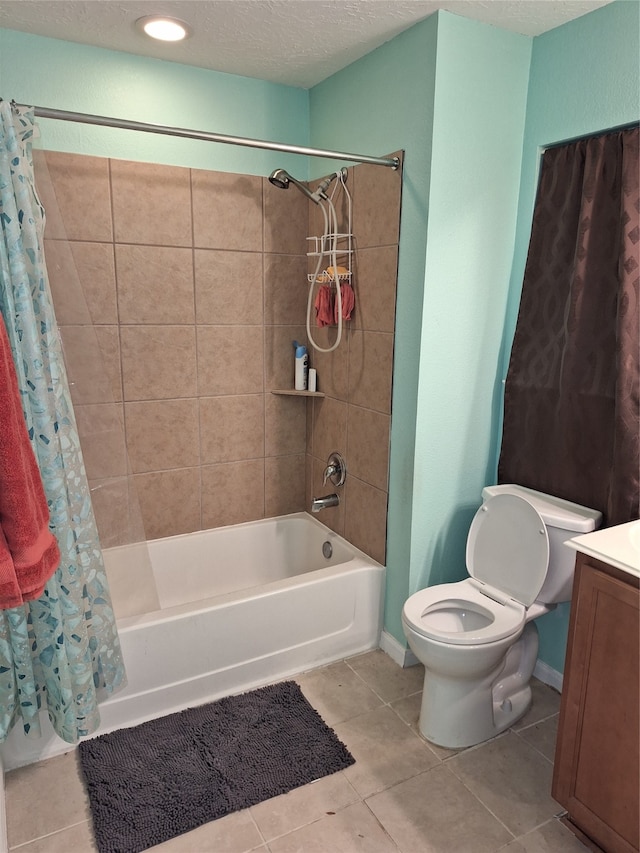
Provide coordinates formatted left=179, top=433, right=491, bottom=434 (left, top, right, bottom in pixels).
left=78, top=680, right=354, bottom=853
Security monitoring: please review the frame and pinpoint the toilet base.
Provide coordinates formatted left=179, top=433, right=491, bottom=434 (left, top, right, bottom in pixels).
left=417, top=622, right=539, bottom=749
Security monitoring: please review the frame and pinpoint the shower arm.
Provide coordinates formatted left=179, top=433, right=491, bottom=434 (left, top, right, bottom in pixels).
left=16, top=103, right=400, bottom=170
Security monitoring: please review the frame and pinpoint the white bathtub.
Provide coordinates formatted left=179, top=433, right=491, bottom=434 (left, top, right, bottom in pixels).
left=1, top=512, right=384, bottom=771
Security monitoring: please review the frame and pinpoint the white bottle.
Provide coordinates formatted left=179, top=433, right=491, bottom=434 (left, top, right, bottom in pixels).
left=293, top=342, right=308, bottom=391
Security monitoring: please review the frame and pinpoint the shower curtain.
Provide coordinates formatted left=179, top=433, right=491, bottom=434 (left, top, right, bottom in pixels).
left=498, top=126, right=640, bottom=525
left=0, top=101, right=126, bottom=743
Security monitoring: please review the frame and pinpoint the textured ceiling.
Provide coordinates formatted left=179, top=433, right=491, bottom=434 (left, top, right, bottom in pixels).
left=0, top=0, right=614, bottom=88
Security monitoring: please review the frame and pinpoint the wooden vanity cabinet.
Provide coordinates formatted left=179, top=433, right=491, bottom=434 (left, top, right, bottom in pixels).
left=552, top=552, right=639, bottom=853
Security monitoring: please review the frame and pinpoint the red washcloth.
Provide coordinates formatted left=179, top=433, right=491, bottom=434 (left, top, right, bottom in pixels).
left=0, top=320, right=60, bottom=608
left=334, top=283, right=356, bottom=323
left=314, top=284, right=334, bottom=327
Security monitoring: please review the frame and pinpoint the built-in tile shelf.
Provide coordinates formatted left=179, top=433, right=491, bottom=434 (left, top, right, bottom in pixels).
left=271, top=390, right=325, bottom=398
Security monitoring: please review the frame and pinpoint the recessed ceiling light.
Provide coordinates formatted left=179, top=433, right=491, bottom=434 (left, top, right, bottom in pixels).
left=136, top=16, right=192, bottom=42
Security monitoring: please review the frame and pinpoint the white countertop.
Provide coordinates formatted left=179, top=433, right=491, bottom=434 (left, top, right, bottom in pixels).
left=567, top=520, right=640, bottom=578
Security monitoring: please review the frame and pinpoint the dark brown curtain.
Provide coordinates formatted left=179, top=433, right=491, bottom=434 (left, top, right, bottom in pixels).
left=498, top=127, right=639, bottom=526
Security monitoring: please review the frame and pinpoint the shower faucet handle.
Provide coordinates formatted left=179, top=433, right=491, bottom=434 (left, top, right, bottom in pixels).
left=323, top=452, right=346, bottom=487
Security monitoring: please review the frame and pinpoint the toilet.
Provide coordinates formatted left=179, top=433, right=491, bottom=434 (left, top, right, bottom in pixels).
left=401, top=484, right=601, bottom=749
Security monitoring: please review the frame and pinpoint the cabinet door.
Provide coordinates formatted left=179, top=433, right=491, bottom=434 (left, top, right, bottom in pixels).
left=553, top=557, right=639, bottom=853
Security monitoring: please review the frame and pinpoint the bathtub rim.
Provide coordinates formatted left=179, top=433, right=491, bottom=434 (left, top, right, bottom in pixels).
left=114, top=511, right=383, bottom=631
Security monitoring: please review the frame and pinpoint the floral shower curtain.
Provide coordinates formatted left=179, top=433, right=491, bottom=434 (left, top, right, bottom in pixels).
left=0, top=101, right=126, bottom=743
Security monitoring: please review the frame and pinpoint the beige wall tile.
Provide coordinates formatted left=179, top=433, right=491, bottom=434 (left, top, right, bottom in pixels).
left=116, top=245, right=195, bottom=324
left=306, top=322, right=343, bottom=355
left=347, top=405, right=390, bottom=491
left=133, top=467, right=201, bottom=539
left=125, top=399, right=200, bottom=473
left=60, top=325, right=121, bottom=405
left=311, top=396, right=348, bottom=464
left=310, top=456, right=345, bottom=536
left=75, top=402, right=127, bottom=480
left=344, top=476, right=388, bottom=564
left=89, top=476, right=148, bottom=549
left=265, top=393, right=307, bottom=457
left=121, top=325, right=197, bottom=400
left=264, top=324, right=307, bottom=391
left=264, top=254, right=309, bottom=325
left=94, top=325, right=123, bottom=402
left=89, top=477, right=132, bottom=548
left=102, top=539, right=160, bottom=621
left=308, top=338, right=349, bottom=400
left=305, top=452, right=313, bottom=508
left=265, top=453, right=306, bottom=517
left=201, top=459, right=265, bottom=527
left=197, top=325, right=263, bottom=395
left=45, top=240, right=117, bottom=325
left=352, top=245, right=398, bottom=333
left=38, top=152, right=400, bottom=566
left=308, top=171, right=353, bottom=239
left=110, top=159, right=192, bottom=246
left=353, top=154, right=403, bottom=249
left=348, top=330, right=394, bottom=414
left=194, top=249, right=263, bottom=325
left=199, top=394, right=264, bottom=463
left=35, top=151, right=113, bottom=242
left=45, top=240, right=91, bottom=325
left=89, top=473, right=146, bottom=548
left=192, top=170, right=262, bottom=251
left=263, top=177, right=309, bottom=254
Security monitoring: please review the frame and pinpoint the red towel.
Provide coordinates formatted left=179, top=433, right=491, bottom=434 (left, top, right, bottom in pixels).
left=334, top=283, right=355, bottom=323
left=314, top=284, right=334, bottom=327
left=0, top=320, right=60, bottom=608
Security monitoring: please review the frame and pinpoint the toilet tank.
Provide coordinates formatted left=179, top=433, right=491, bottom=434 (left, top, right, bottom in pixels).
left=481, top=485, right=602, bottom=604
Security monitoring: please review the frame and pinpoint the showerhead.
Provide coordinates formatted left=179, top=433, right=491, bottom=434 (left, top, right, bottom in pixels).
left=268, top=168, right=291, bottom=190
left=268, top=168, right=321, bottom=204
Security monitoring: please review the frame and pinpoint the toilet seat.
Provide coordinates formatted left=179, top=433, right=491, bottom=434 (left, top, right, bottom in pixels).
left=467, top=494, right=549, bottom=607
left=403, top=494, right=550, bottom=646
left=402, top=579, right=525, bottom=645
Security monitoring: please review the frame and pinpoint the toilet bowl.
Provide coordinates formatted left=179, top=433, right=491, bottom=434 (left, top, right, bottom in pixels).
left=402, top=485, right=601, bottom=749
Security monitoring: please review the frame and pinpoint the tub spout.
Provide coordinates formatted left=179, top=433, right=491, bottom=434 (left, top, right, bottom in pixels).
left=311, top=493, right=340, bottom=513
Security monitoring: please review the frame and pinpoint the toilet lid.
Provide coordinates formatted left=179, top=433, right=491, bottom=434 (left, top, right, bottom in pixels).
left=467, top=494, right=549, bottom=607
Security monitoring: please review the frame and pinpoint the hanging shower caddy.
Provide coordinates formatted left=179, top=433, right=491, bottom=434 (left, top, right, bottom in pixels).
left=306, top=231, right=353, bottom=284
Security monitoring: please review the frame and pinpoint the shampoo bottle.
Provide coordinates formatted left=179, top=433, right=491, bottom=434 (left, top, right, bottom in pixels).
left=293, top=341, right=308, bottom=391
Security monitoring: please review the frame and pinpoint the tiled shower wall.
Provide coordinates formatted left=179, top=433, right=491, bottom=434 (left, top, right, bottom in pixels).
left=305, top=158, right=402, bottom=564
left=35, top=150, right=401, bottom=568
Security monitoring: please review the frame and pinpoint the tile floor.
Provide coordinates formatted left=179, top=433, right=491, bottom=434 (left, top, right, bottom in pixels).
left=5, top=650, right=590, bottom=852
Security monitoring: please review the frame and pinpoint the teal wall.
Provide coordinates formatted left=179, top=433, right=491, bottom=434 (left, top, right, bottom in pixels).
left=310, top=14, right=439, bottom=654
left=312, top=13, right=532, bottom=644
left=498, top=0, right=640, bottom=673
left=410, top=13, right=530, bottom=603
left=0, top=29, right=309, bottom=176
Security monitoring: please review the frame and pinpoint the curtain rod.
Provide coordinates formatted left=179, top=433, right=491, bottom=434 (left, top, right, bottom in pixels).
left=19, top=104, right=400, bottom=169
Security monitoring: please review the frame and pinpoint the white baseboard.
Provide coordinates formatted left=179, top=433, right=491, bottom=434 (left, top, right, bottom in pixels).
left=533, top=659, right=563, bottom=692
left=379, top=630, right=419, bottom=668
